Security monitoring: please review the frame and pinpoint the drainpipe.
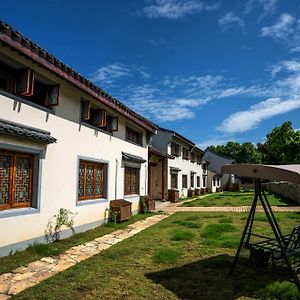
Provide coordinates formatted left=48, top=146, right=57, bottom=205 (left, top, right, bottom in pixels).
left=145, top=164, right=147, bottom=196
left=115, top=159, right=119, bottom=200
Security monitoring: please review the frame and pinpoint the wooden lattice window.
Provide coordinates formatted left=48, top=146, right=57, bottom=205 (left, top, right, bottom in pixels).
left=171, top=174, right=178, bottom=189
left=0, top=151, right=33, bottom=211
left=78, top=160, right=105, bottom=200
left=124, top=167, right=139, bottom=195
left=182, top=175, right=187, bottom=188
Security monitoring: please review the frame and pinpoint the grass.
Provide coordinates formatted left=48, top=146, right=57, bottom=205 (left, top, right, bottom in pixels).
left=12, top=211, right=300, bottom=300
left=181, top=190, right=297, bottom=207
left=0, top=212, right=155, bottom=275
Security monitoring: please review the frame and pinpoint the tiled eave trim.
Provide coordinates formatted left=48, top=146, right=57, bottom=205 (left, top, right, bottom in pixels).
left=0, top=28, right=156, bottom=133
left=0, top=118, right=56, bottom=144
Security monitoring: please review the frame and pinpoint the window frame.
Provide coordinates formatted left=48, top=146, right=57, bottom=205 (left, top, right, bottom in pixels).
left=125, top=127, right=143, bottom=146
left=0, top=150, right=34, bottom=211
left=171, top=173, right=178, bottom=189
left=78, top=160, right=106, bottom=201
left=197, top=176, right=200, bottom=187
left=171, top=142, right=181, bottom=157
left=190, top=174, right=194, bottom=188
left=124, top=166, right=140, bottom=195
left=182, top=174, right=188, bottom=188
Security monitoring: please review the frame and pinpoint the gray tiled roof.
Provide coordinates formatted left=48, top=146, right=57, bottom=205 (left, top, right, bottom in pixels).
left=0, top=119, right=56, bottom=144
left=122, top=152, right=146, bottom=163
left=203, top=149, right=235, bottom=174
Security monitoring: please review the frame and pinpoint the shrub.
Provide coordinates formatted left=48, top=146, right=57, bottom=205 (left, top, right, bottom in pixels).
left=45, top=208, right=76, bottom=242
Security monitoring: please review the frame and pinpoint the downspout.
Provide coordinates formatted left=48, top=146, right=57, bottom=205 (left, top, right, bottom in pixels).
left=115, top=159, right=119, bottom=200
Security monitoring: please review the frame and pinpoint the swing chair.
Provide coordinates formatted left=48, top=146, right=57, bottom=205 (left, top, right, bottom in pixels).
left=221, top=164, right=300, bottom=291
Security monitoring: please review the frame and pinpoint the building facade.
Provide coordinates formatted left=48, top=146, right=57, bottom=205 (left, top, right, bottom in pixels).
left=0, top=20, right=156, bottom=256
left=203, top=149, right=235, bottom=192
left=150, top=128, right=205, bottom=198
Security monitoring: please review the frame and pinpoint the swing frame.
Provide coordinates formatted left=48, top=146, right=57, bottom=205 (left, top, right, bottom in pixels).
left=221, top=164, right=300, bottom=291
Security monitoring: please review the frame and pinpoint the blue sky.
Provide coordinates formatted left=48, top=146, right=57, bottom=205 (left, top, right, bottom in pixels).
left=1, top=0, right=300, bottom=149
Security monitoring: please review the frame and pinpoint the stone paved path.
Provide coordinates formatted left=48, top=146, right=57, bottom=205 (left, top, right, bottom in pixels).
left=0, top=214, right=169, bottom=299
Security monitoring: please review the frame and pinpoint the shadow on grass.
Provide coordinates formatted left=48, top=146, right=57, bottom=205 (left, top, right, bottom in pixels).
left=146, top=254, right=293, bottom=300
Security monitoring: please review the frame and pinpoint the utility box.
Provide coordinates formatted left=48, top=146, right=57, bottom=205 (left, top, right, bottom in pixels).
left=188, top=189, right=195, bottom=198
left=168, top=189, right=179, bottom=203
left=110, top=199, right=132, bottom=222
left=140, top=196, right=155, bottom=212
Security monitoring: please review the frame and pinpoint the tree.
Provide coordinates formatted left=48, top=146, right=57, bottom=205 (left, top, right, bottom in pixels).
left=262, top=121, right=300, bottom=164
left=209, top=141, right=262, bottom=163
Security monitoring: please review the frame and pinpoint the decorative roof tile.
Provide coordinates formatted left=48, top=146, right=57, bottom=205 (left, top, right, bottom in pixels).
left=0, top=118, right=56, bottom=144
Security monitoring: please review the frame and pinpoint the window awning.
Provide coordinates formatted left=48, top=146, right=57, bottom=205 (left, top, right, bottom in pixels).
left=221, top=164, right=300, bottom=185
left=170, top=166, right=181, bottom=174
left=0, top=118, right=56, bottom=144
left=122, top=152, right=146, bottom=168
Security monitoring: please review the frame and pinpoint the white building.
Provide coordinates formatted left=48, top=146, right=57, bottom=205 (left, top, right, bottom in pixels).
left=150, top=128, right=205, bottom=199
left=203, top=149, right=235, bottom=192
left=0, top=20, right=156, bottom=256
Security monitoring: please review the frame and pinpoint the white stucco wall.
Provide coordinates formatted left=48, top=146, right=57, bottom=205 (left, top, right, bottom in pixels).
left=207, top=171, right=222, bottom=192
left=167, top=143, right=203, bottom=198
left=0, top=49, right=149, bottom=255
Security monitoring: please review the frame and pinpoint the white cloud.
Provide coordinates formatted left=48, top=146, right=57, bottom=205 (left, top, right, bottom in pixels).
left=260, top=14, right=300, bottom=51
left=143, top=0, right=203, bottom=19
left=90, top=63, right=131, bottom=85
left=244, top=0, right=278, bottom=20
left=219, top=12, right=244, bottom=30
left=261, top=13, right=295, bottom=40
left=89, top=63, right=151, bottom=85
left=269, top=60, right=300, bottom=77
left=217, top=98, right=300, bottom=134
left=205, top=1, right=221, bottom=11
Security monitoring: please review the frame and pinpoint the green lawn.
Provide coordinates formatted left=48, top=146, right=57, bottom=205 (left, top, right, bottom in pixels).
left=181, top=191, right=296, bottom=207
left=0, top=212, right=155, bottom=276
left=13, top=211, right=300, bottom=300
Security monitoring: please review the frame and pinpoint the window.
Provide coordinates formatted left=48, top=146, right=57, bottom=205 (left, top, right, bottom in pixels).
left=197, top=176, right=200, bottom=187
left=190, top=153, right=196, bottom=163
left=126, top=127, right=142, bottom=146
left=203, top=175, right=206, bottom=187
left=0, top=150, right=33, bottom=210
left=124, top=167, right=139, bottom=195
left=171, top=142, right=181, bottom=156
left=197, top=155, right=202, bottom=165
left=0, top=61, right=59, bottom=108
left=217, top=177, right=220, bottom=186
left=182, top=148, right=190, bottom=160
left=80, top=100, right=118, bottom=132
left=182, top=175, right=187, bottom=188
left=213, top=177, right=216, bottom=186
left=190, top=174, right=194, bottom=188
left=203, top=163, right=208, bottom=172
left=78, top=160, right=106, bottom=200
left=171, top=174, right=178, bottom=189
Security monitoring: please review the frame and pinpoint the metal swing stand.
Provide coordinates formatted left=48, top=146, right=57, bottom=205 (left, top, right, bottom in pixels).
left=230, top=178, right=300, bottom=292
